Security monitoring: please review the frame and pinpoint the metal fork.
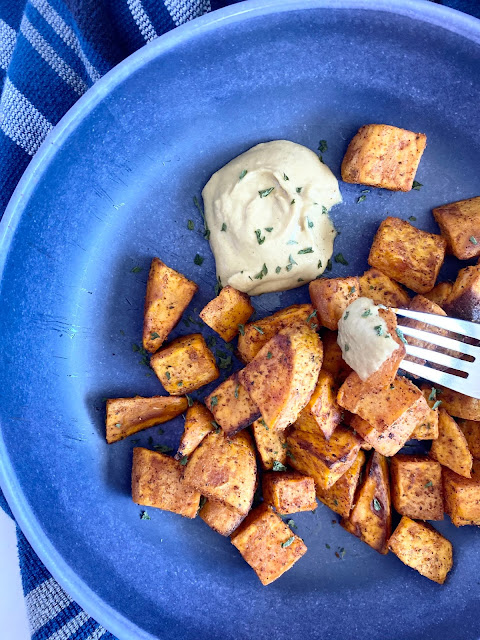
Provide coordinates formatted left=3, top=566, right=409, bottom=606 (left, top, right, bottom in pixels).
left=392, top=308, right=480, bottom=399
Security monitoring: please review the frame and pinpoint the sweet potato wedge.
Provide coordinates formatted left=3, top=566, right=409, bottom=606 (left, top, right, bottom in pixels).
left=320, top=329, right=352, bottom=384
left=316, top=449, right=366, bottom=518
left=199, top=285, right=254, bottom=342
left=429, top=408, right=472, bottom=478
left=390, top=455, right=443, bottom=520
left=309, top=277, right=359, bottom=330
left=443, top=460, right=480, bottom=526
left=251, top=418, right=287, bottom=471
left=434, top=386, right=480, bottom=421
left=205, top=373, right=260, bottom=437
left=458, top=419, right=480, bottom=459
left=409, top=388, right=439, bottom=440
left=423, top=282, right=453, bottom=309
left=199, top=500, right=245, bottom=536
left=176, top=402, right=214, bottom=460
left=302, top=370, right=342, bottom=439
left=433, top=196, right=480, bottom=260
left=106, top=395, right=187, bottom=443
left=359, top=268, right=410, bottom=308
left=262, top=471, right=317, bottom=515
left=443, top=264, right=480, bottom=322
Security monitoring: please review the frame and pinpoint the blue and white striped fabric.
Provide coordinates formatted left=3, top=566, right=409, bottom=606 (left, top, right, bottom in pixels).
left=0, top=0, right=479, bottom=638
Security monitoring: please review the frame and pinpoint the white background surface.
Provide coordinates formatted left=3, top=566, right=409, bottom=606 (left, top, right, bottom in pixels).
left=0, top=508, right=31, bottom=639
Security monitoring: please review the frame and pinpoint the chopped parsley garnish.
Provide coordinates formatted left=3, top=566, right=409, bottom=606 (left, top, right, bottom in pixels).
left=291, top=199, right=295, bottom=205
left=275, top=266, right=281, bottom=274
left=409, top=216, right=417, bottom=221
left=424, top=480, right=433, bottom=488
left=307, top=217, right=314, bottom=228
left=317, top=260, right=322, bottom=269
left=334, top=253, right=348, bottom=265
left=318, top=139, right=328, bottom=153
left=325, top=543, right=331, bottom=549
left=218, top=354, right=232, bottom=370
left=211, top=421, right=221, bottom=434
left=390, top=384, right=395, bottom=389
left=140, top=510, right=150, bottom=520
left=283, top=173, right=289, bottom=181
left=254, top=263, right=268, bottom=280
left=255, top=229, right=265, bottom=245
left=193, top=195, right=210, bottom=239
left=234, top=384, right=240, bottom=399
left=470, top=236, right=478, bottom=245
left=357, top=195, right=367, bottom=203
left=186, top=395, right=193, bottom=407
left=180, top=455, right=188, bottom=466
left=373, top=498, right=382, bottom=511
left=307, top=310, right=317, bottom=322
left=165, top=371, right=171, bottom=380
left=344, top=344, right=350, bottom=352
left=412, top=180, right=423, bottom=190
left=287, top=239, right=298, bottom=245
left=194, top=253, right=204, bottom=266
left=259, top=187, right=274, bottom=198
left=273, top=460, right=287, bottom=471
left=296, top=187, right=302, bottom=193
left=326, top=259, right=332, bottom=271
left=361, top=189, right=370, bottom=194
left=115, top=423, right=122, bottom=428
left=260, top=418, right=268, bottom=428
left=153, top=444, right=173, bottom=453
left=214, top=276, right=223, bottom=296
left=428, top=387, right=438, bottom=402
left=298, top=247, right=313, bottom=254
left=297, top=278, right=304, bottom=282
left=344, top=311, right=350, bottom=321
left=239, top=169, right=247, bottom=180
left=287, top=519, right=297, bottom=529
left=267, top=351, right=273, bottom=359
left=177, top=381, right=183, bottom=387
left=150, top=332, right=160, bottom=340
left=432, top=400, right=442, bottom=410
left=333, top=499, right=339, bottom=506
left=396, top=327, right=408, bottom=344
left=362, top=308, right=372, bottom=318
left=265, top=227, right=273, bottom=232
left=210, top=396, right=218, bottom=407
left=187, top=219, right=194, bottom=230
left=281, top=537, right=295, bottom=548
left=253, top=325, right=264, bottom=334
left=322, top=206, right=328, bottom=215
left=238, top=323, right=245, bottom=336
left=221, top=222, right=227, bottom=232
left=131, top=266, right=142, bottom=273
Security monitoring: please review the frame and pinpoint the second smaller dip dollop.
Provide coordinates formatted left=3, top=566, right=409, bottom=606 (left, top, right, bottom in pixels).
left=202, top=140, right=342, bottom=295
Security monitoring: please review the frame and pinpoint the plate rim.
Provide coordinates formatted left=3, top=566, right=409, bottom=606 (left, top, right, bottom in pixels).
left=1, top=1, right=480, bottom=638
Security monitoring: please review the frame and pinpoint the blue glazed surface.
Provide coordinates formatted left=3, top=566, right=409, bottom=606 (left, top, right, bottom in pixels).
left=1, top=1, right=480, bottom=639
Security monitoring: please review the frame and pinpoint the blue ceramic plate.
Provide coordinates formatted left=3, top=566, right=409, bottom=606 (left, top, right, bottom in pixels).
left=1, top=1, right=480, bottom=638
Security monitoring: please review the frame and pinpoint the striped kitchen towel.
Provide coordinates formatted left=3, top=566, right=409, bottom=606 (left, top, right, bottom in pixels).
left=0, top=1, right=479, bottom=639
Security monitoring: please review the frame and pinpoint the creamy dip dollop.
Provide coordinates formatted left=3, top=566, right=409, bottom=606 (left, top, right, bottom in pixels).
left=202, top=140, right=342, bottom=295
left=337, top=297, right=399, bottom=381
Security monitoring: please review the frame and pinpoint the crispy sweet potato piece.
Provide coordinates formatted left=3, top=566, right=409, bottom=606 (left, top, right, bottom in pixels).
left=368, top=217, right=446, bottom=294
left=309, top=277, right=359, bottom=330
left=199, top=500, right=245, bottom=536
left=150, top=333, right=219, bottom=395
left=443, top=460, right=480, bottom=526
left=341, top=452, right=391, bottom=554
left=237, top=304, right=315, bottom=363
left=143, top=258, right=198, bottom=353
left=359, top=268, right=410, bottom=308
left=316, top=449, right=366, bottom=518
left=429, top=408, right=472, bottom=478
left=262, top=472, right=317, bottom=515
left=230, top=503, right=307, bottom=585
left=106, top=395, right=187, bottom=443
left=400, top=295, right=451, bottom=367
left=443, top=264, right=480, bottom=321
left=423, top=282, right=453, bottom=309
left=434, top=386, right=480, bottom=421
left=341, top=124, right=426, bottom=192
left=388, top=517, right=452, bottom=584
left=205, top=373, right=260, bottom=437
left=321, top=330, right=352, bottom=384
left=409, top=387, right=439, bottom=440
left=176, top=402, right=214, bottom=460
left=251, top=418, right=287, bottom=470
left=239, top=323, right=322, bottom=431
left=131, top=448, right=200, bottom=518
left=433, top=196, right=480, bottom=260
left=390, top=455, right=443, bottom=520
left=183, top=430, right=256, bottom=515
left=287, top=423, right=362, bottom=489
left=302, top=370, right=342, bottom=439
left=458, top=419, right=480, bottom=459
left=199, top=285, right=254, bottom=342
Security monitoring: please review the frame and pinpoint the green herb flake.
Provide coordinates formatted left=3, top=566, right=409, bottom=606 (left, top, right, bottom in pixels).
left=177, top=381, right=183, bottom=388
left=153, top=444, right=173, bottom=453
left=287, top=519, right=297, bottom=529
left=333, top=499, right=339, bottom=506
left=238, top=323, right=245, bottom=336
left=255, top=229, right=266, bottom=245
left=357, top=195, right=367, bottom=203
left=180, top=455, right=188, bottom=466
left=165, top=371, right=171, bottom=380
left=432, top=400, right=442, bottom=410
left=296, top=187, right=303, bottom=194
left=194, top=253, right=204, bottom=266
left=214, top=276, right=223, bottom=296
left=273, top=460, right=287, bottom=471
left=325, top=543, right=331, bottom=549
left=429, top=387, right=438, bottom=402
left=281, top=536, right=295, bottom=548
left=253, top=325, right=264, bottom=335
left=186, top=395, right=194, bottom=407
left=425, top=480, right=433, bottom=488
left=211, top=421, right=221, bottom=434
left=470, top=236, right=478, bottom=245
left=275, top=266, right=282, bottom=274
left=221, top=222, right=227, bottom=232
left=322, top=206, right=328, bottom=215
left=326, top=259, right=332, bottom=271
left=362, top=308, right=372, bottom=318
left=150, top=331, right=160, bottom=340
left=287, top=239, right=298, bottom=245
left=373, top=498, right=382, bottom=511
left=115, top=422, right=122, bottom=428
left=307, top=217, right=314, bottom=228
left=259, top=187, right=274, bottom=198
left=307, top=310, right=317, bottom=322
left=193, top=195, right=210, bottom=239
left=412, top=180, right=423, bottom=190
left=267, top=351, right=273, bottom=359
left=344, top=344, right=350, bottom=352
left=254, top=263, right=268, bottom=280
left=283, top=173, right=289, bottom=181
left=131, top=266, right=142, bottom=273
left=409, top=216, right=417, bottom=222
left=334, top=253, right=348, bottom=265
left=298, top=247, right=314, bottom=254
left=317, top=260, right=322, bottom=269
left=187, top=219, right=194, bottom=230
left=265, top=227, right=273, bottom=232
left=396, top=327, right=408, bottom=344
left=239, top=169, right=248, bottom=180
left=318, top=139, right=328, bottom=153
left=218, top=354, right=232, bottom=370
left=140, top=510, right=150, bottom=520
left=344, top=311, right=350, bottom=320
left=349, top=286, right=356, bottom=295
left=234, top=384, right=240, bottom=399
left=297, top=278, right=304, bottom=282
left=210, top=396, right=218, bottom=407
left=291, top=199, right=295, bottom=205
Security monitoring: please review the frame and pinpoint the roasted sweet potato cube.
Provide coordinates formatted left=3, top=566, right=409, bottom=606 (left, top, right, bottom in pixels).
left=106, top=395, right=187, bottom=443
left=368, top=217, right=446, bottom=294
left=176, top=402, right=214, bottom=460
left=443, top=461, right=480, bottom=526
left=251, top=418, right=287, bottom=470
left=459, top=419, right=480, bottom=459
left=287, top=424, right=362, bottom=489
left=199, top=285, right=254, bottom=342
left=423, top=282, right=453, bottom=309
left=205, top=374, right=260, bottom=437
left=239, top=323, right=322, bottom=431
left=390, top=455, right=443, bottom=520
left=341, top=452, right=391, bottom=554
left=341, top=124, right=426, bottom=192
left=388, top=517, right=452, bottom=584
left=345, top=377, right=431, bottom=457
left=230, top=503, right=307, bottom=585
left=409, top=388, right=439, bottom=440
left=237, top=304, right=315, bottom=363
left=316, top=450, right=366, bottom=518
left=430, top=408, right=472, bottom=478
left=443, top=265, right=480, bottom=321
left=434, top=385, right=480, bottom=421
left=199, top=500, right=245, bottom=536
left=183, top=430, right=256, bottom=515
left=309, top=277, right=359, bottom=330
left=151, top=333, right=219, bottom=395
left=359, top=268, right=410, bottom=308
left=262, top=472, right=317, bottom=515
left=433, top=196, right=480, bottom=260
left=400, top=295, right=451, bottom=367
left=321, top=330, right=352, bottom=384
left=143, top=258, right=198, bottom=353
left=131, top=448, right=200, bottom=518
left=302, top=370, right=342, bottom=439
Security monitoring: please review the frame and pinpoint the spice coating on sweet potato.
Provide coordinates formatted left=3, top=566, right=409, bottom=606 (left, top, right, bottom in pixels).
left=433, top=196, right=480, bottom=260
left=262, top=472, right=317, bottom=515
left=176, top=402, right=214, bottom=460
left=309, top=277, right=359, bottom=330
left=205, top=373, right=260, bottom=437
left=390, top=455, right=443, bottom=521
left=430, top=409, right=472, bottom=478
left=443, top=460, right=480, bottom=526
left=200, top=285, right=254, bottom=342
